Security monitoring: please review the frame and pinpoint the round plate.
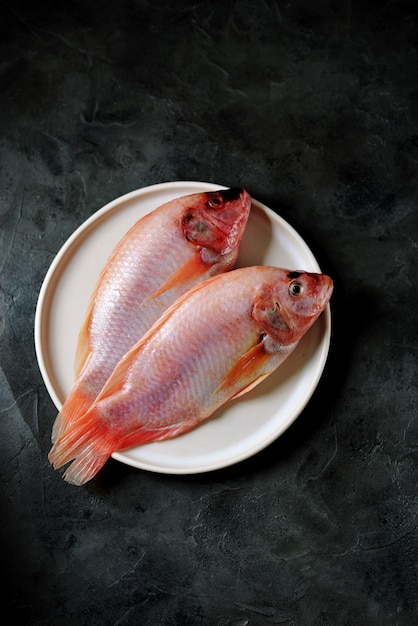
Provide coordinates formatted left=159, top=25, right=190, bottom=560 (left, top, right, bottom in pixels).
left=35, top=181, right=331, bottom=475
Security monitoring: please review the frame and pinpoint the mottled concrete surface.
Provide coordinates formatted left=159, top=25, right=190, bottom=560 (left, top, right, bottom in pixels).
left=1, top=0, right=417, bottom=624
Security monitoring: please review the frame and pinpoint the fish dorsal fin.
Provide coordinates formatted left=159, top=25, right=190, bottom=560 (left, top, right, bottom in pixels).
left=74, top=289, right=97, bottom=377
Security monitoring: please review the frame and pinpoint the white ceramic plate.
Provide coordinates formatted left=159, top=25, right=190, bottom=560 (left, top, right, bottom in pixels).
left=35, top=181, right=331, bottom=475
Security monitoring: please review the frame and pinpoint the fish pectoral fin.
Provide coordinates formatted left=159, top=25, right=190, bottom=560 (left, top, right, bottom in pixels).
left=149, top=254, right=206, bottom=298
left=230, top=372, right=272, bottom=399
left=216, top=341, right=273, bottom=401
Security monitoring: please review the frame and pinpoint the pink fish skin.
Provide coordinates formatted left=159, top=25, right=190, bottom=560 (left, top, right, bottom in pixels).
left=51, top=188, right=251, bottom=443
left=49, top=266, right=333, bottom=485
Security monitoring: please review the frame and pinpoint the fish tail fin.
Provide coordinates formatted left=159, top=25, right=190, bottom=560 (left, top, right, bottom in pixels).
left=51, top=385, right=94, bottom=443
left=48, top=407, right=113, bottom=486
left=62, top=449, right=109, bottom=486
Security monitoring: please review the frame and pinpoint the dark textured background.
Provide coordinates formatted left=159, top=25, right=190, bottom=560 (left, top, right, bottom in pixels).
left=1, top=0, right=417, bottom=624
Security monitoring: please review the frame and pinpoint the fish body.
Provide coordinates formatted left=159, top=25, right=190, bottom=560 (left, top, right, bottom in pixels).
left=51, top=188, right=251, bottom=442
left=49, top=266, right=333, bottom=485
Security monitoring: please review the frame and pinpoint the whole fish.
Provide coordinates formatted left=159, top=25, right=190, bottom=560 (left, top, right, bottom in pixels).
left=49, top=266, right=333, bottom=485
left=51, top=188, right=251, bottom=443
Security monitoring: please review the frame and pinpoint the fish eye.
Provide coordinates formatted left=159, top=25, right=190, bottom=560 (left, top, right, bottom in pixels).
left=207, top=193, right=224, bottom=209
left=289, top=281, right=304, bottom=297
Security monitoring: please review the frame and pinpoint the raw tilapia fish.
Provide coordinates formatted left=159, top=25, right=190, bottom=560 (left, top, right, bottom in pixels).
left=49, top=266, right=333, bottom=485
left=51, top=187, right=251, bottom=443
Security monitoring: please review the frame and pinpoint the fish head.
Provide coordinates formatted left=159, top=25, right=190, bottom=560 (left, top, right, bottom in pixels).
left=181, top=188, right=252, bottom=261
left=253, top=268, right=333, bottom=346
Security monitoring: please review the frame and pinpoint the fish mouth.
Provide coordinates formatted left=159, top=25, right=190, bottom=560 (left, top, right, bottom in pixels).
left=307, top=275, right=334, bottom=317
left=320, top=275, right=334, bottom=307
left=308, top=275, right=334, bottom=314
